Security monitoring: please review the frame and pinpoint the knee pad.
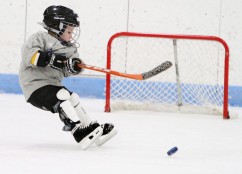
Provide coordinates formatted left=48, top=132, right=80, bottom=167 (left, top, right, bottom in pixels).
left=56, top=88, right=71, bottom=101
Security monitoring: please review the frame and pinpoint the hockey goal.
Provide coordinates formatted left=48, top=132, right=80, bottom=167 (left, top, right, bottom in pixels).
left=104, top=32, right=230, bottom=119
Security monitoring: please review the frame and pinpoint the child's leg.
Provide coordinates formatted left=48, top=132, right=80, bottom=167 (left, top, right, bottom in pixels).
left=28, top=85, right=102, bottom=149
left=67, top=90, right=118, bottom=146
left=28, top=85, right=80, bottom=128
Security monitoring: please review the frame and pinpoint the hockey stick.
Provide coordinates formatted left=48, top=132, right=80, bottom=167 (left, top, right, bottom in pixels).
left=77, top=61, right=172, bottom=80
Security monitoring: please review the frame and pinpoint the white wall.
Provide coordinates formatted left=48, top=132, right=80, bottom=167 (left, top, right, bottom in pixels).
left=0, top=0, right=241, bottom=85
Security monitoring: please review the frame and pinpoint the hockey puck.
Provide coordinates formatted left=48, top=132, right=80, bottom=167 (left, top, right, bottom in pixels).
left=167, top=146, right=178, bottom=156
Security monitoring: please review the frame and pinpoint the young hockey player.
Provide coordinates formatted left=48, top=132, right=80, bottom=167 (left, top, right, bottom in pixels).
left=19, top=5, right=117, bottom=150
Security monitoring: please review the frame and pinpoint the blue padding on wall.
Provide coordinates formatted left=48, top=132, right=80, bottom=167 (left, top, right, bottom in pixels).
left=0, top=74, right=22, bottom=94
left=0, top=73, right=105, bottom=99
left=62, top=76, right=105, bottom=99
left=0, top=73, right=241, bottom=107
left=229, top=86, right=242, bottom=107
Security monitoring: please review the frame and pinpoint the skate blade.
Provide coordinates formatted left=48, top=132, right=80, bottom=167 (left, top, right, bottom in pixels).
left=95, top=129, right=118, bottom=146
left=79, top=126, right=103, bottom=150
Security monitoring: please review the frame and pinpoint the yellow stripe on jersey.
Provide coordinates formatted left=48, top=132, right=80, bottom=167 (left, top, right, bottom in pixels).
left=30, top=51, right=40, bottom=66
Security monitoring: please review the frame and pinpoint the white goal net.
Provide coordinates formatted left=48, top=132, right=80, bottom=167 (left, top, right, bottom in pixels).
left=105, top=32, right=229, bottom=119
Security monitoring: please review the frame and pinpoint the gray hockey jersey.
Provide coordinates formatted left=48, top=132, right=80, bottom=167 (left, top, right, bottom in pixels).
left=19, top=31, right=79, bottom=101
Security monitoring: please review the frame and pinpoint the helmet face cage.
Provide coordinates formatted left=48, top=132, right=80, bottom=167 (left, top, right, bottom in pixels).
left=58, top=21, right=80, bottom=46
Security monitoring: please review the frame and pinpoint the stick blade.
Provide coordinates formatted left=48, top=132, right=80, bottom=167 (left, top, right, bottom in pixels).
left=141, top=61, right=172, bottom=80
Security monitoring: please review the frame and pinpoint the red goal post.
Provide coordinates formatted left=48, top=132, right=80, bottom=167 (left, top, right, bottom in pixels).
left=105, top=32, right=230, bottom=119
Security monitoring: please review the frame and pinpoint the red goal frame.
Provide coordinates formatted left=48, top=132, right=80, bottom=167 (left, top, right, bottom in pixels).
left=104, top=32, right=230, bottom=119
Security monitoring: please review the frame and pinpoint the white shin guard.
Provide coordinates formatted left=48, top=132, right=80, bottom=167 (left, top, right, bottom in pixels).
left=60, top=100, right=80, bottom=122
left=56, top=89, right=92, bottom=126
left=70, top=92, right=92, bottom=126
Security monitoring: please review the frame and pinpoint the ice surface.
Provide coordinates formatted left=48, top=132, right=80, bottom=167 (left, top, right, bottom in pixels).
left=0, top=94, right=242, bottom=174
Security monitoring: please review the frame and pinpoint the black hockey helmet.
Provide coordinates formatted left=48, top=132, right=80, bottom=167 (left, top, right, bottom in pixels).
left=43, top=5, right=79, bottom=31
left=42, top=5, right=80, bottom=45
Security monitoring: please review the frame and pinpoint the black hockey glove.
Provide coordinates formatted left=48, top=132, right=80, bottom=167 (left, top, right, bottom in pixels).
left=31, top=50, right=67, bottom=71
left=48, top=54, right=67, bottom=71
left=31, top=50, right=52, bottom=67
left=66, top=58, right=83, bottom=74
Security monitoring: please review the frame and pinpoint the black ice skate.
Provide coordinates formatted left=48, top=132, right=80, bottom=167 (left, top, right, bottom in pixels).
left=72, top=122, right=103, bottom=150
left=95, top=123, right=117, bottom=146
